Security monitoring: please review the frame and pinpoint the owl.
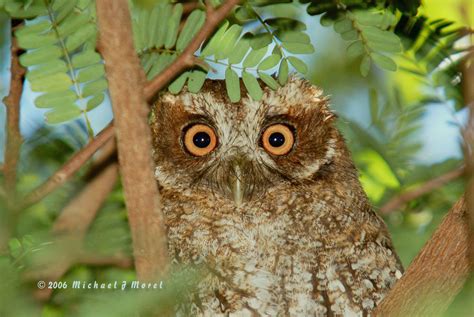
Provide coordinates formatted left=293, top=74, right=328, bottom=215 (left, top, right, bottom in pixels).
left=150, top=77, right=403, bottom=316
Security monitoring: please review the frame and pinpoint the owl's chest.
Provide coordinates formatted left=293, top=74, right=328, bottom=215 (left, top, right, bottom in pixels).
left=160, top=187, right=352, bottom=265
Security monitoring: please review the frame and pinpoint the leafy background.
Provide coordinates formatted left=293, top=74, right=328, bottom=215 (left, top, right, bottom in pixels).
left=0, top=0, right=472, bottom=316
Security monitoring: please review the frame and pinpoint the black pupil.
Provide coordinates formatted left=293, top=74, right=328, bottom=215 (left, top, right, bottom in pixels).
left=193, top=131, right=211, bottom=148
left=269, top=132, right=285, bottom=147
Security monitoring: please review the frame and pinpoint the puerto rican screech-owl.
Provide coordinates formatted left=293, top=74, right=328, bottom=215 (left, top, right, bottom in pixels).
left=150, top=77, right=403, bottom=316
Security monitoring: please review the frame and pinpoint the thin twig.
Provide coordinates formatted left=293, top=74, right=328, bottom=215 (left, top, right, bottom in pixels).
left=380, top=167, right=465, bottom=214
left=2, top=36, right=25, bottom=204
left=20, top=0, right=239, bottom=209
left=96, top=0, right=170, bottom=281
left=20, top=124, right=114, bottom=209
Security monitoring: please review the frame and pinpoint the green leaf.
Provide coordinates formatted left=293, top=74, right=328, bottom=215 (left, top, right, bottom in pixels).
left=77, top=64, right=104, bottom=84
left=138, top=6, right=150, bottom=49
left=275, top=30, right=310, bottom=44
left=168, top=72, right=188, bottom=94
left=334, top=18, right=353, bottom=34
left=17, top=32, right=57, bottom=49
left=20, top=46, right=63, bottom=66
left=176, top=9, right=205, bottom=51
left=265, top=18, right=306, bottom=31
left=45, top=105, right=82, bottom=124
left=148, top=4, right=165, bottom=48
left=147, top=53, right=176, bottom=79
left=72, top=50, right=102, bottom=68
left=201, top=21, right=229, bottom=57
left=215, top=24, right=243, bottom=59
left=225, top=68, right=240, bottom=102
left=287, top=56, right=307, bottom=74
left=242, top=71, right=263, bottom=101
left=281, top=42, right=315, bottom=54
left=359, top=25, right=401, bottom=46
left=258, top=54, right=280, bottom=71
left=83, top=79, right=108, bottom=97
left=26, top=60, right=67, bottom=81
left=57, top=13, right=90, bottom=38
left=54, top=0, right=77, bottom=23
left=320, top=12, right=335, bottom=26
left=15, top=20, right=51, bottom=38
left=87, top=93, right=105, bottom=111
left=347, top=41, right=365, bottom=58
left=360, top=54, right=371, bottom=76
left=243, top=47, right=267, bottom=68
left=187, top=70, right=207, bottom=93
left=235, top=6, right=256, bottom=22
left=66, top=24, right=96, bottom=51
left=249, top=33, right=272, bottom=50
left=164, top=4, right=183, bottom=49
left=35, top=90, right=77, bottom=108
left=367, top=39, right=402, bottom=53
left=258, top=72, right=279, bottom=90
left=353, top=11, right=384, bottom=27
left=8, top=238, right=22, bottom=258
left=341, top=29, right=358, bottom=41
left=228, top=38, right=250, bottom=64
left=371, top=52, right=397, bottom=71
left=30, top=73, right=72, bottom=92
left=278, top=58, right=289, bottom=85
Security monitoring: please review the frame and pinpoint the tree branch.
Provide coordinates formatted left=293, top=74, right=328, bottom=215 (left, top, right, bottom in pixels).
left=374, top=197, right=470, bottom=316
left=461, top=48, right=474, bottom=269
left=96, top=0, right=169, bottom=281
left=380, top=166, right=465, bottom=214
left=20, top=124, right=115, bottom=209
left=2, top=36, right=25, bottom=204
left=20, top=0, right=239, bottom=210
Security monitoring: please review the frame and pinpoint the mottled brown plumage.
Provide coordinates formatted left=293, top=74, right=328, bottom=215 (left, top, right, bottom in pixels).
left=150, top=78, right=403, bottom=316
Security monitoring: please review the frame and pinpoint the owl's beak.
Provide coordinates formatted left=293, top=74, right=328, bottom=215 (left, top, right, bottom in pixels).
left=229, top=161, right=244, bottom=207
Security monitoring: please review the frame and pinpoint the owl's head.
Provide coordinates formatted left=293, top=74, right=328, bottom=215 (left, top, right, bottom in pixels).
left=151, top=77, right=342, bottom=206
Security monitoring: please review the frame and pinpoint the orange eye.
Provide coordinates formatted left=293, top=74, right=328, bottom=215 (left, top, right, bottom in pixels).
left=183, top=124, right=217, bottom=156
left=261, top=124, right=294, bottom=156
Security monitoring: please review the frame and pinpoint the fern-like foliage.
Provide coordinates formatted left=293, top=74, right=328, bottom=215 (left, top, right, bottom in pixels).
left=343, top=88, right=425, bottom=200
left=132, top=1, right=314, bottom=102
left=11, top=0, right=106, bottom=134
left=320, top=8, right=402, bottom=76
left=395, top=15, right=473, bottom=109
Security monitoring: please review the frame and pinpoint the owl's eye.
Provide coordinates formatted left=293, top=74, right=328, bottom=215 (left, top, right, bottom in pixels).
left=261, top=124, right=294, bottom=156
left=183, top=124, right=217, bottom=156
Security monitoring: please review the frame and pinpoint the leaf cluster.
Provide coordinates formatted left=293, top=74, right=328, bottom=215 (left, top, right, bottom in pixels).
left=12, top=0, right=106, bottom=134
left=395, top=14, right=473, bottom=110
left=133, top=1, right=314, bottom=102
left=323, top=9, right=402, bottom=76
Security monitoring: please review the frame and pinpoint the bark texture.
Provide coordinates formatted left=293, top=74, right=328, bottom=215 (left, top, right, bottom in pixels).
left=96, top=0, right=169, bottom=281
left=374, top=197, right=470, bottom=316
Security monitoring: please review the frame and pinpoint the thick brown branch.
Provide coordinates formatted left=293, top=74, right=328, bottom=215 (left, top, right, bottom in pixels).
left=96, top=0, right=169, bottom=281
left=20, top=0, right=239, bottom=209
left=461, top=49, right=474, bottom=269
left=3, top=36, right=25, bottom=203
left=380, top=167, right=465, bottom=214
left=143, top=0, right=241, bottom=99
left=374, top=197, right=470, bottom=317
left=20, top=124, right=114, bottom=209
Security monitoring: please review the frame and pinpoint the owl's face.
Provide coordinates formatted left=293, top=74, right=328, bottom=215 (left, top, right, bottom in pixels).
left=151, top=78, right=338, bottom=206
